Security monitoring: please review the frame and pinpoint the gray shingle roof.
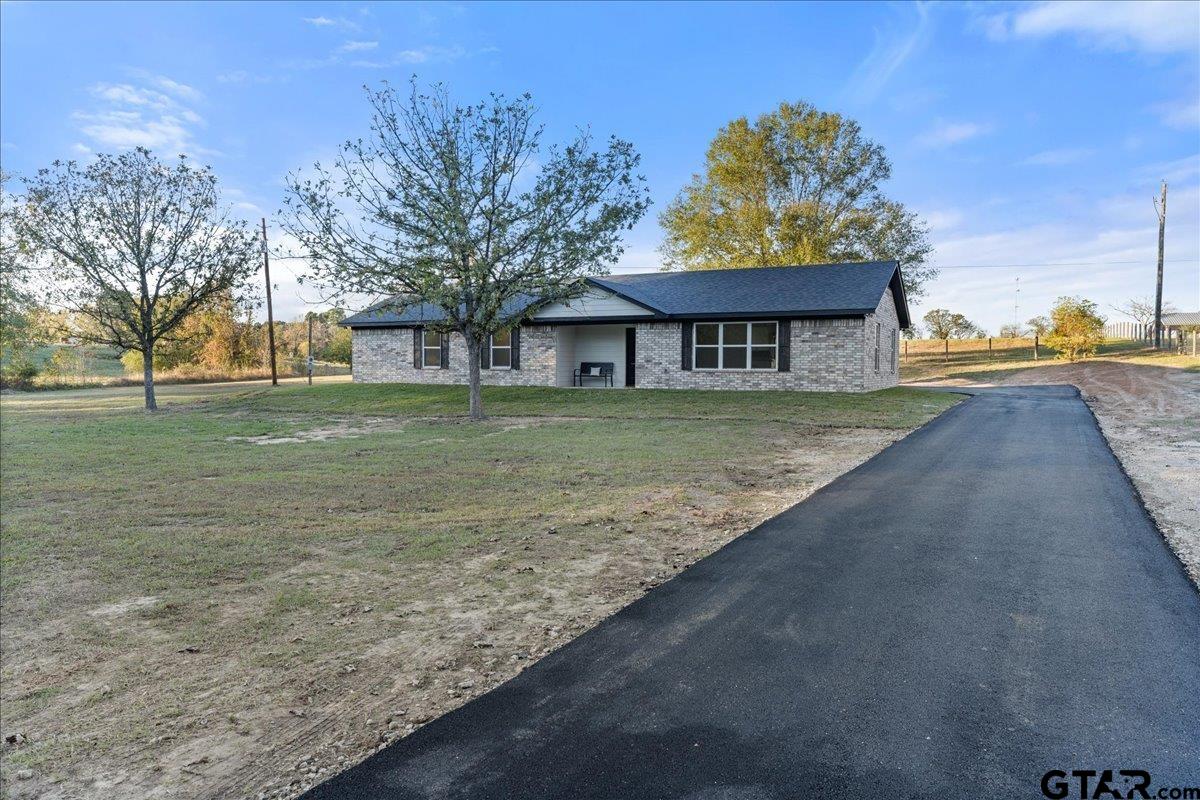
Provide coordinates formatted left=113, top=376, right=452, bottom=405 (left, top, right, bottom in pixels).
left=343, top=261, right=909, bottom=328
left=592, top=261, right=905, bottom=323
left=342, top=293, right=542, bottom=327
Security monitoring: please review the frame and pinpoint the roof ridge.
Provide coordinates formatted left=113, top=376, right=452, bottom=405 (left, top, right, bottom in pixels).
left=597, top=260, right=896, bottom=280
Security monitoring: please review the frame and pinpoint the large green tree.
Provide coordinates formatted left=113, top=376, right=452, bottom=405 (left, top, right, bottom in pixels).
left=923, top=308, right=980, bottom=340
left=660, top=101, right=935, bottom=298
left=283, top=81, right=650, bottom=419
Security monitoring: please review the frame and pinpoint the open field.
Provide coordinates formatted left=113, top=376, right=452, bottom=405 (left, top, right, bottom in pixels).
left=0, top=381, right=960, bottom=799
left=898, top=338, right=1194, bottom=384
left=2, top=345, right=351, bottom=391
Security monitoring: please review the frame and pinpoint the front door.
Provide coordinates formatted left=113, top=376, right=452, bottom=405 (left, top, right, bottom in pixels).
left=625, top=327, right=636, bottom=387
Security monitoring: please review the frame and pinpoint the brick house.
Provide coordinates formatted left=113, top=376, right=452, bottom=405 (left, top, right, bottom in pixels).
left=342, top=261, right=911, bottom=393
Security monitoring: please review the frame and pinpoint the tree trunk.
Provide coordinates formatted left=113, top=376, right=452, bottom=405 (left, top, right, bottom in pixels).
left=142, top=347, right=158, bottom=411
left=465, top=335, right=485, bottom=420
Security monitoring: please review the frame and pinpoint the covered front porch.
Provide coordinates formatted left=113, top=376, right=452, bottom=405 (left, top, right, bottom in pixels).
left=553, top=324, right=636, bottom=388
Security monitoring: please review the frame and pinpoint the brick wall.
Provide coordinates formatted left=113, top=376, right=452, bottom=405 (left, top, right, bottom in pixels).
left=351, top=326, right=557, bottom=386
left=633, top=319, right=869, bottom=392
left=351, top=289, right=901, bottom=393
left=861, top=287, right=901, bottom=391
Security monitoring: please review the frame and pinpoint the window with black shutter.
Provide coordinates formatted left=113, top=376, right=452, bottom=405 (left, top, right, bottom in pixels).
left=778, top=320, right=790, bottom=372
left=422, top=330, right=445, bottom=369
left=490, top=329, right=512, bottom=369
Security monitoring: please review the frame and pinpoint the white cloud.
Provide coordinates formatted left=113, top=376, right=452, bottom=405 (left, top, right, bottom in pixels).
left=917, top=121, right=993, bottom=148
left=302, top=15, right=361, bottom=32
left=351, top=45, right=470, bottom=68
left=92, top=83, right=172, bottom=108
left=1135, top=154, right=1200, bottom=184
left=1018, top=147, right=1097, bottom=166
left=147, top=75, right=201, bottom=103
left=982, top=1, right=1200, bottom=54
left=339, top=40, right=378, bottom=52
left=73, top=74, right=210, bottom=157
left=847, top=2, right=933, bottom=103
left=1151, top=96, right=1200, bottom=130
left=922, top=209, right=965, bottom=233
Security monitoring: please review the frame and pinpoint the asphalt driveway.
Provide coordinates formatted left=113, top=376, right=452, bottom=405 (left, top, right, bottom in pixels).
left=306, top=385, right=1200, bottom=799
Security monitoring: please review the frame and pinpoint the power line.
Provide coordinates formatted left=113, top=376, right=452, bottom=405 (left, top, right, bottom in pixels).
left=931, top=261, right=1195, bottom=271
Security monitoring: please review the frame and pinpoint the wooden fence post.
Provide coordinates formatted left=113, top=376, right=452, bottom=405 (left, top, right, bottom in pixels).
left=1033, top=334, right=1039, bottom=361
left=944, top=339, right=949, bottom=362
left=988, top=337, right=993, bottom=358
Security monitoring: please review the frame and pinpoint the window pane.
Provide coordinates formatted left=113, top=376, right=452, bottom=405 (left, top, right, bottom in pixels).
left=695, top=346, right=718, bottom=369
left=752, top=323, right=777, bottom=345
left=424, top=330, right=441, bottom=347
left=751, top=346, right=776, bottom=369
left=492, top=329, right=511, bottom=347
left=423, top=348, right=441, bottom=367
left=723, top=346, right=747, bottom=369
left=722, top=324, right=747, bottom=345
left=492, top=348, right=510, bottom=368
left=695, top=324, right=719, bottom=346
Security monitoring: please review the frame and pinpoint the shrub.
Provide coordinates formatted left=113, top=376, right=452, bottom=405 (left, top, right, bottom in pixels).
left=1045, top=296, right=1104, bottom=361
left=0, top=354, right=40, bottom=389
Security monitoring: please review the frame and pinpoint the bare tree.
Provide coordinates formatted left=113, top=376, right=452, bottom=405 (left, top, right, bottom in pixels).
left=998, top=323, right=1025, bottom=338
left=282, top=81, right=650, bottom=419
left=1112, top=296, right=1177, bottom=329
left=1026, top=315, right=1051, bottom=337
left=18, top=148, right=259, bottom=409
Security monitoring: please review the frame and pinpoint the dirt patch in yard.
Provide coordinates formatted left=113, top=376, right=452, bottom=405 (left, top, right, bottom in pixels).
left=995, top=360, right=1200, bottom=587
left=1, top=400, right=935, bottom=800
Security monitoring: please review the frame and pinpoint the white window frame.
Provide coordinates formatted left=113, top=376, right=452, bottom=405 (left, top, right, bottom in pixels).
left=693, top=321, right=778, bottom=371
left=891, top=329, right=897, bottom=373
left=489, top=329, right=512, bottom=370
left=422, top=330, right=444, bottom=369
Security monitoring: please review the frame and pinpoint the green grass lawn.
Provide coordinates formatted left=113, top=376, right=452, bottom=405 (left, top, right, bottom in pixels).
left=218, top=382, right=953, bottom=429
left=0, top=381, right=959, bottom=797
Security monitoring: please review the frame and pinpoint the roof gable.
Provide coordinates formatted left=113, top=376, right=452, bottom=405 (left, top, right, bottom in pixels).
left=532, top=286, right=655, bottom=320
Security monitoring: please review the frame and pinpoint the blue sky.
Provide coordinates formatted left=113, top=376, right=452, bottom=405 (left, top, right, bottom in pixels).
left=2, top=1, right=1198, bottom=331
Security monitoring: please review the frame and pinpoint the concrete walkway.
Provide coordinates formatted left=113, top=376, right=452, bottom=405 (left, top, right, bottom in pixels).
left=307, top=385, right=1200, bottom=799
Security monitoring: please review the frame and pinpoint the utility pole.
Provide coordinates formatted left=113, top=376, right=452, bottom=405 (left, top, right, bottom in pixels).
left=261, top=217, right=278, bottom=385
left=1153, top=182, right=1167, bottom=350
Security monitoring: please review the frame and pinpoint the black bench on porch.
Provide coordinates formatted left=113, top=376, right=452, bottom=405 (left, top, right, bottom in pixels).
left=573, top=362, right=615, bottom=387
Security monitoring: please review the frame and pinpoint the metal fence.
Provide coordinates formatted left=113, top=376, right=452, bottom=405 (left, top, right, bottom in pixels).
left=1104, top=323, right=1198, bottom=354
